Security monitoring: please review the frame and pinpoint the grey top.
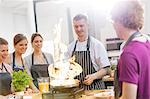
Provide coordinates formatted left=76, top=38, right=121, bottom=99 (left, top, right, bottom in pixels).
left=9, top=53, right=30, bottom=75
left=24, top=52, right=54, bottom=71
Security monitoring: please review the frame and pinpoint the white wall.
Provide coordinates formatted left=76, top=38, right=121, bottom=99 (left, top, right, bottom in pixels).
left=35, top=0, right=150, bottom=59
left=0, top=1, right=36, bottom=57
left=36, top=1, right=69, bottom=44
left=1, top=0, right=150, bottom=56
left=143, top=0, right=150, bottom=34
left=0, top=6, right=28, bottom=53
left=35, top=0, right=118, bottom=47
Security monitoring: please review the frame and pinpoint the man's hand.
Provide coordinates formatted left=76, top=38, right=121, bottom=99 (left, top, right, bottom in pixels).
left=82, top=67, right=108, bottom=85
left=83, top=74, right=97, bottom=85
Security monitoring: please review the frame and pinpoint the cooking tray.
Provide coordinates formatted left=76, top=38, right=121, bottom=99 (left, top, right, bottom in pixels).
left=50, top=79, right=80, bottom=90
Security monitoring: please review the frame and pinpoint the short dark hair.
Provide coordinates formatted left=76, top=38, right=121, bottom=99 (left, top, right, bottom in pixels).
left=0, top=37, right=8, bottom=45
left=73, top=14, right=88, bottom=22
left=31, top=33, right=43, bottom=43
left=13, top=34, right=27, bottom=46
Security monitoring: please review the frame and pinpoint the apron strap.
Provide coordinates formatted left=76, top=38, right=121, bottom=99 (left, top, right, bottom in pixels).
left=2, top=63, right=9, bottom=73
left=32, top=53, right=34, bottom=65
left=71, top=40, right=78, bottom=57
left=87, top=36, right=90, bottom=51
left=124, top=31, right=141, bottom=47
left=13, top=52, right=24, bottom=69
left=114, top=66, right=121, bottom=98
left=12, top=52, right=15, bottom=69
left=42, top=53, right=49, bottom=64
left=71, top=36, right=90, bottom=57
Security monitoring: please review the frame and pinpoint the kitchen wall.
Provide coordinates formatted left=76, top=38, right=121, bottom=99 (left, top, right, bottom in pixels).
left=144, top=0, right=150, bottom=34
left=0, top=0, right=150, bottom=58
left=0, top=1, right=36, bottom=56
left=36, top=0, right=150, bottom=47
left=0, top=6, right=28, bottom=53
left=35, top=0, right=117, bottom=46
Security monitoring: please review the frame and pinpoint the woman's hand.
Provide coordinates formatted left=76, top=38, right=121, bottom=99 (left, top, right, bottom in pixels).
left=29, top=81, right=39, bottom=93
left=32, top=87, right=39, bottom=93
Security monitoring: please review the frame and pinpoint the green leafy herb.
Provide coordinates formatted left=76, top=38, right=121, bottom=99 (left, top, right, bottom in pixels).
left=11, top=70, right=32, bottom=92
left=110, top=64, right=116, bottom=70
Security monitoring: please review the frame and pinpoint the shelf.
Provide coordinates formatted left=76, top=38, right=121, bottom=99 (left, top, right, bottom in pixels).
left=107, top=50, right=120, bottom=57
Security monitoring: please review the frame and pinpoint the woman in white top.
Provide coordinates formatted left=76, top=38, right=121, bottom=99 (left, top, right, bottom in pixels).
left=0, top=37, right=12, bottom=96
left=25, top=33, right=53, bottom=87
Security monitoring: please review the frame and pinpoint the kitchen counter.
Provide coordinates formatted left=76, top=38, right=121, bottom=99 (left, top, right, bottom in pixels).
left=78, top=89, right=114, bottom=99
left=102, top=75, right=114, bottom=89
left=103, top=76, right=114, bottom=82
left=41, top=89, right=114, bottom=99
left=6, top=89, right=114, bottom=99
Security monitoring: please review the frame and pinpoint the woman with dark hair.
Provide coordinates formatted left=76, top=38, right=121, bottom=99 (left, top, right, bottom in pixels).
left=25, top=33, right=53, bottom=87
left=111, top=0, right=150, bottom=99
left=0, top=37, right=12, bottom=96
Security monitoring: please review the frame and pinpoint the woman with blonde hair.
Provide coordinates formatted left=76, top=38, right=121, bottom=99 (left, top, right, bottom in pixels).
left=0, top=37, right=12, bottom=96
left=111, top=0, right=150, bottom=99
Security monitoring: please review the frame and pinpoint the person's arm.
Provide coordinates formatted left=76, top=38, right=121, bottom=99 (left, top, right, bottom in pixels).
left=49, top=54, right=54, bottom=64
left=24, top=58, right=39, bottom=93
left=29, top=81, right=39, bottom=93
left=120, top=82, right=137, bottom=99
left=25, top=66, right=39, bottom=93
left=83, top=67, right=108, bottom=85
left=46, top=53, right=54, bottom=64
left=83, top=40, right=110, bottom=85
left=118, top=52, right=139, bottom=99
left=83, top=55, right=109, bottom=85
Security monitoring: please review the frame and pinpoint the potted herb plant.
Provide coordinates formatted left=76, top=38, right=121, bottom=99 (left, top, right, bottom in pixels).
left=11, top=70, right=32, bottom=95
left=109, top=64, right=116, bottom=77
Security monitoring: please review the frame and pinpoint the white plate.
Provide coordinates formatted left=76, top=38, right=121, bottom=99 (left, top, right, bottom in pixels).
left=94, top=91, right=113, bottom=98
